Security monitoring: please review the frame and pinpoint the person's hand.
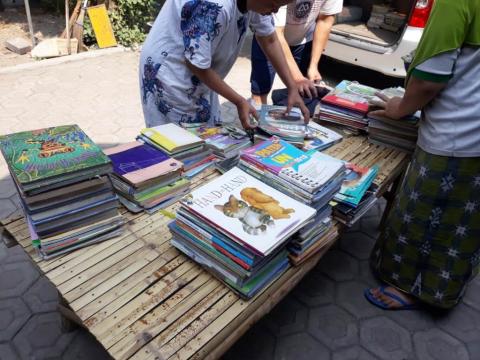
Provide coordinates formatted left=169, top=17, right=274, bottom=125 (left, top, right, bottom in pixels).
left=286, top=86, right=310, bottom=123
left=294, top=76, right=317, bottom=99
left=369, top=92, right=404, bottom=120
left=235, top=98, right=258, bottom=130
left=307, top=67, right=322, bottom=83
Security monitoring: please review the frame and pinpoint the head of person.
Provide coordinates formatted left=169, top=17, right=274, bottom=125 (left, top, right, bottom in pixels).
left=246, top=0, right=292, bottom=15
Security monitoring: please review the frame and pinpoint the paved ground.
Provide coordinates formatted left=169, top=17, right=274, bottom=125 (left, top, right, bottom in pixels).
left=0, top=48, right=479, bottom=360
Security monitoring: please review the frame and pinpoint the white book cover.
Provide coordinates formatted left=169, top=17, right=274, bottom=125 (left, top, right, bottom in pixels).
left=181, top=167, right=316, bottom=256
left=141, top=123, right=204, bottom=152
left=304, top=121, right=343, bottom=151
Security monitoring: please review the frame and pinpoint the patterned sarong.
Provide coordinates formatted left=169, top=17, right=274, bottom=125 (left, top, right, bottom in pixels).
left=370, top=147, right=480, bottom=308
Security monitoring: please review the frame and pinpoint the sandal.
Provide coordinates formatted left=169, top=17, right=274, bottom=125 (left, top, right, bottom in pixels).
left=364, top=286, right=418, bottom=310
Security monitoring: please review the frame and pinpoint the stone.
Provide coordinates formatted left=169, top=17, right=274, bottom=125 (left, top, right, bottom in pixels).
left=308, top=304, right=358, bottom=350
left=0, top=343, right=19, bottom=360
left=222, top=322, right=275, bottom=360
left=318, top=249, right=359, bottom=282
left=0, top=298, right=31, bottom=342
left=5, top=38, right=32, bottom=55
left=463, top=276, right=480, bottom=312
left=0, top=242, right=28, bottom=265
left=292, top=270, right=335, bottom=307
left=414, top=328, right=469, bottom=360
left=360, top=316, right=413, bottom=360
left=437, top=303, right=480, bottom=343
left=385, top=306, right=435, bottom=332
left=264, top=297, right=308, bottom=336
left=0, top=261, right=39, bottom=299
left=340, top=231, right=376, bottom=261
left=275, top=333, right=330, bottom=360
left=23, top=276, right=59, bottom=313
left=336, top=281, right=383, bottom=319
left=13, top=313, right=75, bottom=360
left=332, top=346, right=381, bottom=360
left=62, top=330, right=110, bottom=360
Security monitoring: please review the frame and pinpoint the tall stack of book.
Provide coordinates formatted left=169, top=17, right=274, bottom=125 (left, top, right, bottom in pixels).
left=170, top=167, right=316, bottom=298
left=137, top=124, right=215, bottom=178
left=331, top=162, right=379, bottom=227
left=104, top=141, right=190, bottom=214
left=257, top=105, right=306, bottom=146
left=238, top=138, right=346, bottom=264
left=190, top=126, right=251, bottom=172
left=0, top=125, right=124, bottom=259
left=316, top=80, right=379, bottom=131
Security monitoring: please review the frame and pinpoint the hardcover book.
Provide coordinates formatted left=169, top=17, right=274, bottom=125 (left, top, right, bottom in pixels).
left=104, top=141, right=183, bottom=186
left=140, top=123, right=204, bottom=154
left=0, top=125, right=111, bottom=189
left=181, top=167, right=316, bottom=256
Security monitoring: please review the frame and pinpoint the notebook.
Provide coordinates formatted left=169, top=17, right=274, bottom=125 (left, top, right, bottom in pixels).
left=140, top=124, right=204, bottom=154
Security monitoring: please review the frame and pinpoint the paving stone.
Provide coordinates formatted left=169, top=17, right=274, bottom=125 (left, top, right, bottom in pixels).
left=13, top=313, right=75, bottom=360
left=223, top=322, right=275, bottom=360
left=0, top=343, right=19, bottom=360
left=466, top=340, right=480, bottom=360
left=292, top=269, right=335, bottom=307
left=339, top=231, right=376, bottom=261
left=0, top=198, right=17, bottom=220
left=61, top=330, right=110, bottom=360
left=23, top=276, right=59, bottom=313
left=463, top=276, right=480, bottom=312
left=0, top=298, right=31, bottom=342
left=0, top=242, right=29, bottom=265
left=385, top=307, right=435, bottom=332
left=318, top=249, right=359, bottom=282
left=336, top=281, right=383, bottom=319
left=0, top=261, right=39, bottom=299
left=332, top=346, right=381, bottom=360
left=264, top=296, right=308, bottom=337
left=0, top=177, right=17, bottom=198
left=356, top=260, right=379, bottom=287
left=275, top=333, right=330, bottom=360
left=308, top=304, right=358, bottom=350
left=360, top=316, right=413, bottom=360
left=436, top=303, right=480, bottom=343
left=360, top=215, right=381, bottom=238
left=414, top=328, right=469, bottom=360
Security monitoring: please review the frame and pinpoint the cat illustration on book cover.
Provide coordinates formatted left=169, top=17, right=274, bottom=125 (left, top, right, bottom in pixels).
left=215, top=187, right=295, bottom=235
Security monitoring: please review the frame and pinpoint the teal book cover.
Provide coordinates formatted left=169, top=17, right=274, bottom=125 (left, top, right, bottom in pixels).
left=0, top=125, right=110, bottom=186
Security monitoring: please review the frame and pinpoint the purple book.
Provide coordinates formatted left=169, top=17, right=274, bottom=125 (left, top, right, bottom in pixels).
left=104, top=141, right=183, bottom=186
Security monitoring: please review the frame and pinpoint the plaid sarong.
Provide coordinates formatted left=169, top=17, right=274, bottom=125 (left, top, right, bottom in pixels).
left=370, top=147, right=480, bottom=308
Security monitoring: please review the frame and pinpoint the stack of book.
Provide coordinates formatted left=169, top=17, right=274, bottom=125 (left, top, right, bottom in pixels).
left=0, top=125, right=124, bottom=259
left=238, top=138, right=345, bottom=264
left=333, top=183, right=378, bottom=227
left=303, top=121, right=343, bottom=151
left=104, top=141, right=189, bottom=214
left=190, top=126, right=251, bottom=172
left=367, top=112, right=419, bottom=153
left=367, top=4, right=390, bottom=28
left=138, top=124, right=215, bottom=178
left=257, top=105, right=306, bottom=146
left=170, top=167, right=316, bottom=298
left=316, top=80, right=379, bottom=131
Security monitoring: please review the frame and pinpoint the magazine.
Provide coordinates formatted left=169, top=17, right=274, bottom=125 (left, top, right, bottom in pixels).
left=322, top=80, right=379, bottom=115
left=303, top=121, right=343, bottom=151
left=334, top=163, right=379, bottom=207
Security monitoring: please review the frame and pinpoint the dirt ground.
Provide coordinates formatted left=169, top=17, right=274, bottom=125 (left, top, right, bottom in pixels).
left=0, top=7, right=64, bottom=68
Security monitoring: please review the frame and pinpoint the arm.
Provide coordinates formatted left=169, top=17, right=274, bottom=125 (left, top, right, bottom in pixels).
left=371, top=76, right=447, bottom=119
left=255, top=32, right=311, bottom=121
left=308, top=14, right=335, bottom=82
left=186, top=61, right=257, bottom=129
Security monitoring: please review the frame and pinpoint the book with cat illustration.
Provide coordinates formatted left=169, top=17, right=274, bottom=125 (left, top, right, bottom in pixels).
left=180, top=167, right=316, bottom=256
left=0, top=125, right=112, bottom=193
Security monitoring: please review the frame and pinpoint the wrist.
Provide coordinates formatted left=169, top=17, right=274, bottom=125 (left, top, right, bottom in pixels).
left=232, top=94, right=245, bottom=107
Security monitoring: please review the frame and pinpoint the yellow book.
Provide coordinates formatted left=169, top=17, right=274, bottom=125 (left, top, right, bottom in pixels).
left=141, top=124, right=204, bottom=154
left=87, top=5, right=117, bottom=48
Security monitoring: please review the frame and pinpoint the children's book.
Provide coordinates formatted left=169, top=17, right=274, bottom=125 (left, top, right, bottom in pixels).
left=104, top=141, right=183, bottom=187
left=303, top=121, right=343, bottom=151
left=181, top=167, right=316, bottom=256
left=140, top=123, right=204, bottom=154
left=334, top=163, right=379, bottom=207
left=0, top=125, right=111, bottom=191
left=322, top=80, right=379, bottom=115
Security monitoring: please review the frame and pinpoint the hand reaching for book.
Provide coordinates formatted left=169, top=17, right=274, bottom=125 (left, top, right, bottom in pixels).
left=369, top=92, right=404, bottom=120
left=286, top=86, right=310, bottom=123
left=236, top=98, right=259, bottom=130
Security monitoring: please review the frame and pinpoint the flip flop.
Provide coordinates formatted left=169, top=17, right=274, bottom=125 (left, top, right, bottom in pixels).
left=364, top=286, right=419, bottom=310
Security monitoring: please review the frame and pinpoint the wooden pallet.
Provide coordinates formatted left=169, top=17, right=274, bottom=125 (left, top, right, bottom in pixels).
left=0, top=135, right=409, bottom=360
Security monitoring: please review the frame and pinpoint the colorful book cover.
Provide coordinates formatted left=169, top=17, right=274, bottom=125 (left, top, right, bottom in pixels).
left=334, top=163, right=379, bottom=206
left=322, top=80, right=379, bottom=114
left=104, top=141, right=183, bottom=185
left=304, top=122, right=343, bottom=151
left=140, top=123, right=203, bottom=153
left=258, top=105, right=306, bottom=140
left=181, top=167, right=316, bottom=256
left=0, top=125, right=110, bottom=187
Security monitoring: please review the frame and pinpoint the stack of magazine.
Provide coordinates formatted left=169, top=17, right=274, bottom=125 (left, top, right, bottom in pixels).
left=0, top=125, right=124, bottom=259
left=368, top=112, right=419, bottom=153
left=333, top=183, right=378, bottom=227
left=104, top=141, right=190, bottom=214
left=257, top=105, right=306, bottom=146
left=170, top=167, right=316, bottom=298
left=238, top=138, right=346, bottom=264
left=138, top=124, right=216, bottom=178
left=316, top=80, right=379, bottom=131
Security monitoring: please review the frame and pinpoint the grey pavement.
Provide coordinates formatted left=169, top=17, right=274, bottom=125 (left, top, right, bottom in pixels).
left=0, top=48, right=479, bottom=360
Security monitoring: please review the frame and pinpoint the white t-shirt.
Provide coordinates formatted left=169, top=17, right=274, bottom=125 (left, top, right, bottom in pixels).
left=274, top=0, right=343, bottom=46
left=140, top=0, right=274, bottom=128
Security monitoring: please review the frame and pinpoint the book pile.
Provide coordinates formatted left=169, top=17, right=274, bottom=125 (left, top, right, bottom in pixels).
left=257, top=105, right=306, bottom=146
left=170, top=167, right=316, bottom=298
left=367, top=4, right=390, bottom=28
left=238, top=138, right=345, bottom=264
left=367, top=5, right=406, bottom=32
left=303, top=121, right=343, bottom=151
left=190, top=126, right=251, bottom=172
left=138, top=124, right=215, bottom=178
left=104, top=141, right=190, bottom=214
left=331, top=162, right=379, bottom=226
left=0, top=125, right=124, bottom=259
left=317, top=81, right=379, bottom=131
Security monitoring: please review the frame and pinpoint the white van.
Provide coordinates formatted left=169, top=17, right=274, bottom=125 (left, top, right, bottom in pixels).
left=324, top=0, right=435, bottom=78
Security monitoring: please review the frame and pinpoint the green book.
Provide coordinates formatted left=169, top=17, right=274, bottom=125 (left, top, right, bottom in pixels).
left=0, top=125, right=111, bottom=191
